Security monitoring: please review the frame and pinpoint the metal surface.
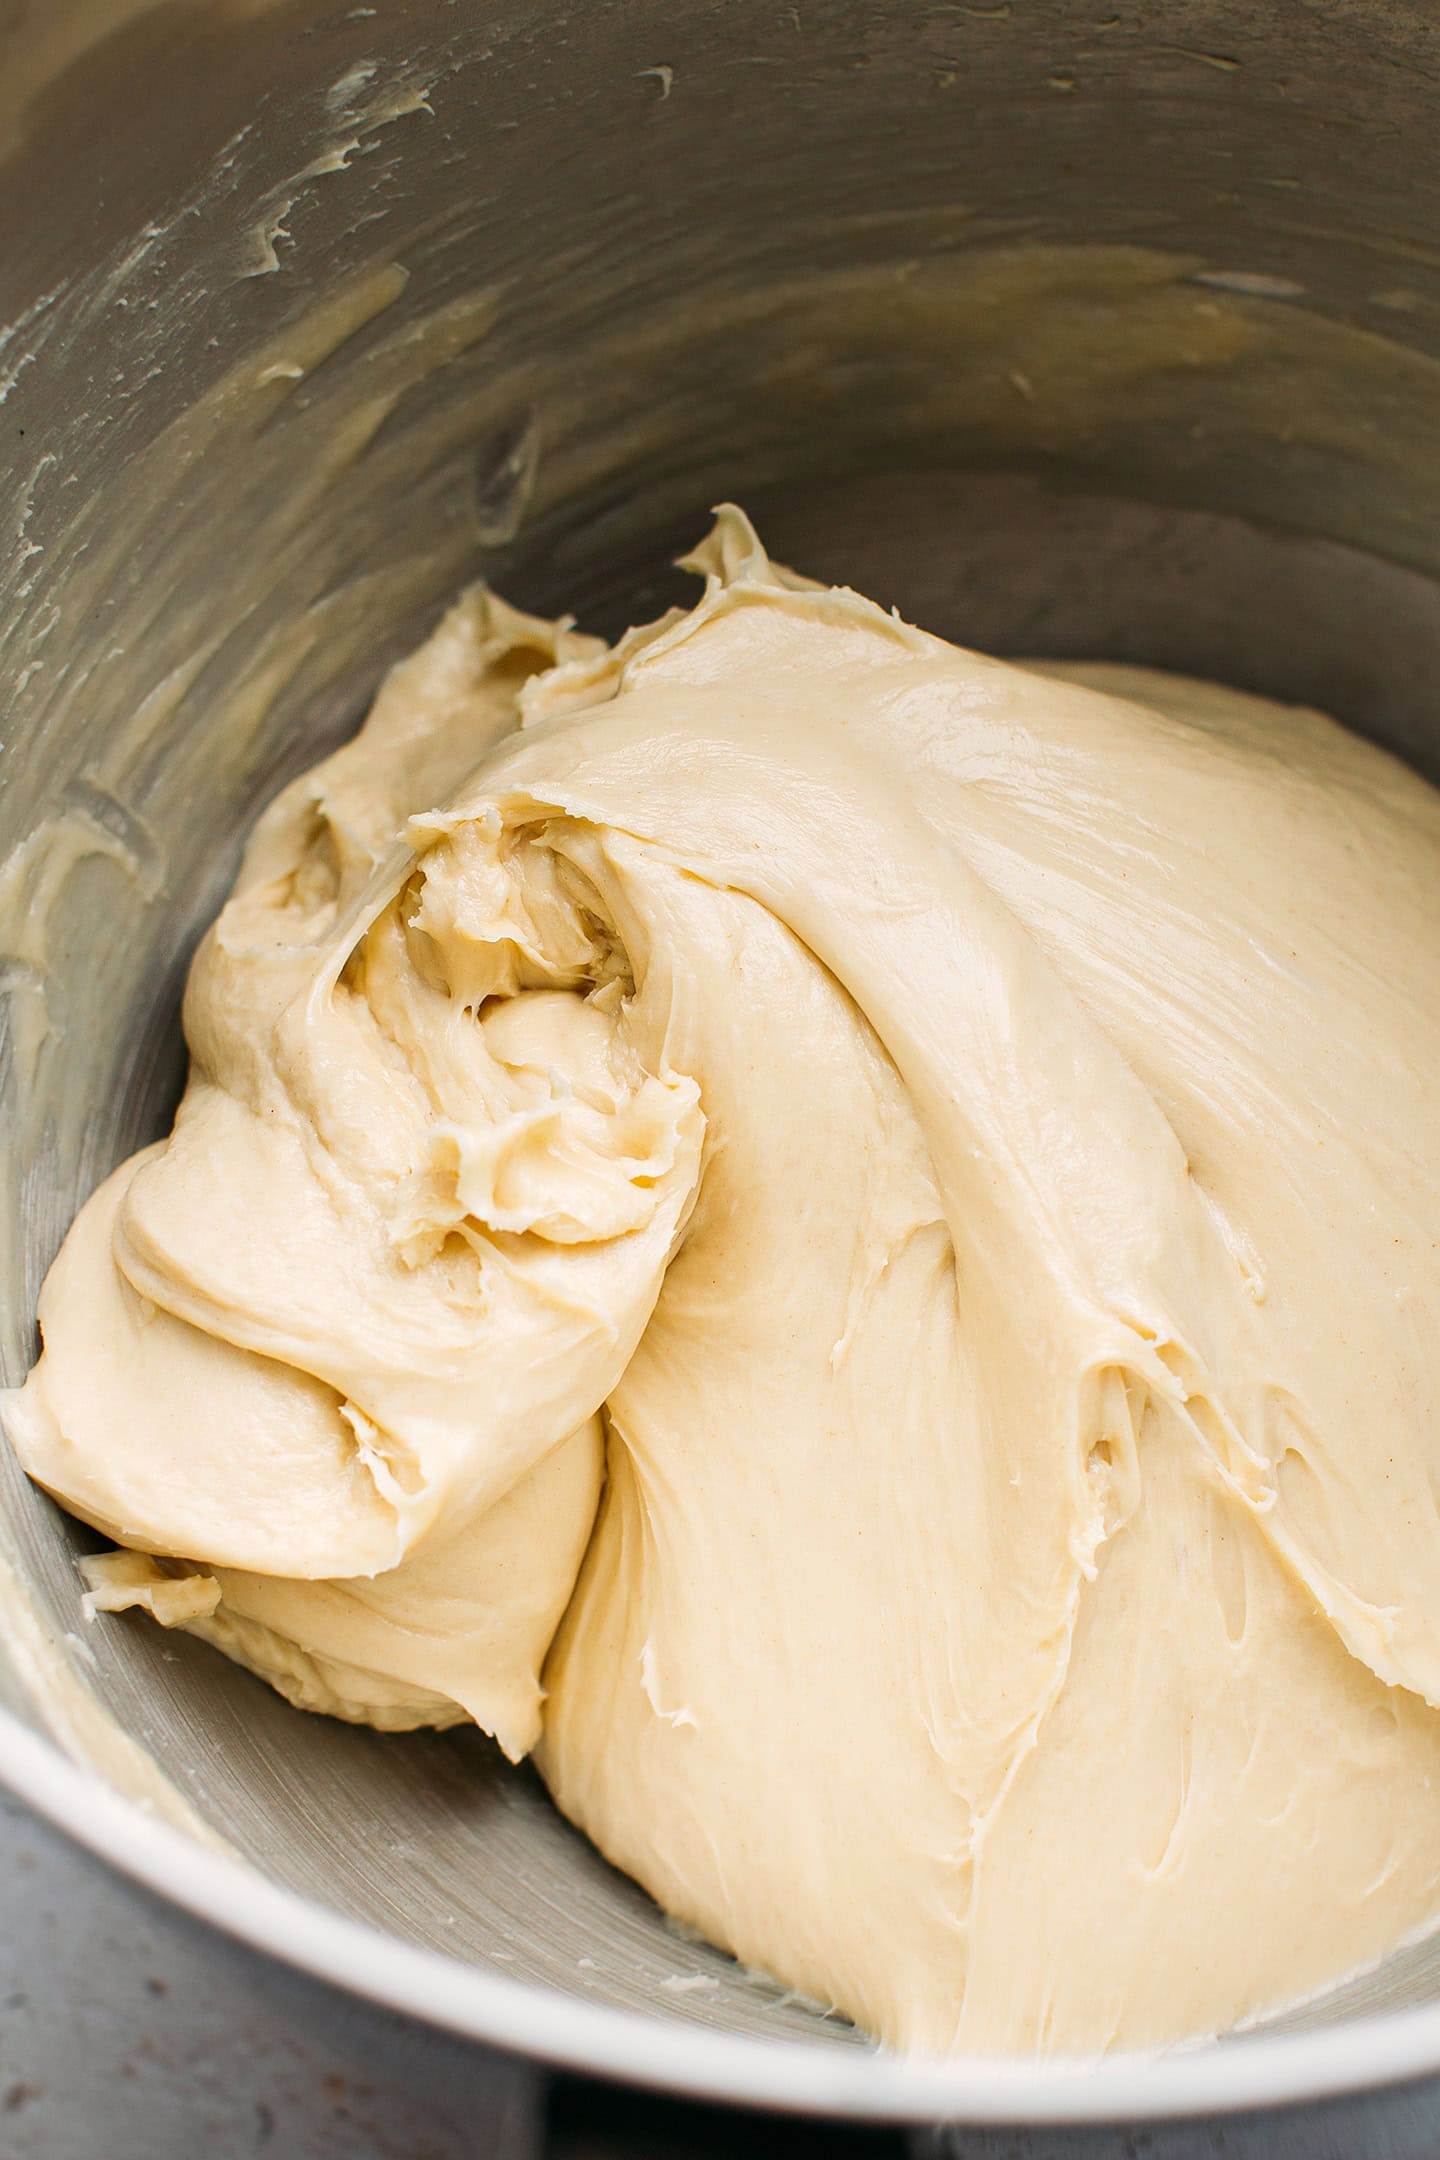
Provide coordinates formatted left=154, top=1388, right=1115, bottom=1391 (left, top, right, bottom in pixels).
left=7, top=1782, right=1440, bottom=2159
left=4, top=0, right=1440, bottom=2127
left=0, top=1788, right=542, bottom=2160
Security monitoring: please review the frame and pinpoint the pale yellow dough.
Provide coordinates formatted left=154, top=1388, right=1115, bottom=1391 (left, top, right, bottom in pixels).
left=8, top=508, right=1440, bottom=2055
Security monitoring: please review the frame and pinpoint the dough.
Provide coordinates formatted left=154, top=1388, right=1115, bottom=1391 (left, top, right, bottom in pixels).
left=7, top=508, right=1440, bottom=2054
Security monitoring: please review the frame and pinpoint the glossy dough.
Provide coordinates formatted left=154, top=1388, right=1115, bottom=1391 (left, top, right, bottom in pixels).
left=8, top=511, right=1440, bottom=2054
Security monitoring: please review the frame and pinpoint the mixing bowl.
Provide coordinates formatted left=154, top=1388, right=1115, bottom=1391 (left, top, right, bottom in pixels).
left=4, top=0, right=1440, bottom=2125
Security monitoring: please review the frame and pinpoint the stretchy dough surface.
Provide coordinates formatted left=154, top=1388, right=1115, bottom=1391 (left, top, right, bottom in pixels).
left=8, top=510, right=1440, bottom=2054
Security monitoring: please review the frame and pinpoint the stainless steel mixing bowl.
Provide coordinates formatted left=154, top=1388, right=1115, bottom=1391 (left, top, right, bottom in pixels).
left=4, top=0, right=1440, bottom=2125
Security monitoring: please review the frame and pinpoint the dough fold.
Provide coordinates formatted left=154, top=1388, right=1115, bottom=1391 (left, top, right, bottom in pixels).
left=8, top=508, right=1440, bottom=2051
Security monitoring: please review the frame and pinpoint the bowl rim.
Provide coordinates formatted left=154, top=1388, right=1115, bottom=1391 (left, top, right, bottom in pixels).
left=2, top=1704, right=1438, bottom=2123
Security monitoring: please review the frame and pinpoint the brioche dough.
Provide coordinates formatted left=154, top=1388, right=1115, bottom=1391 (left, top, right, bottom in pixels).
left=8, top=509, right=1440, bottom=2054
